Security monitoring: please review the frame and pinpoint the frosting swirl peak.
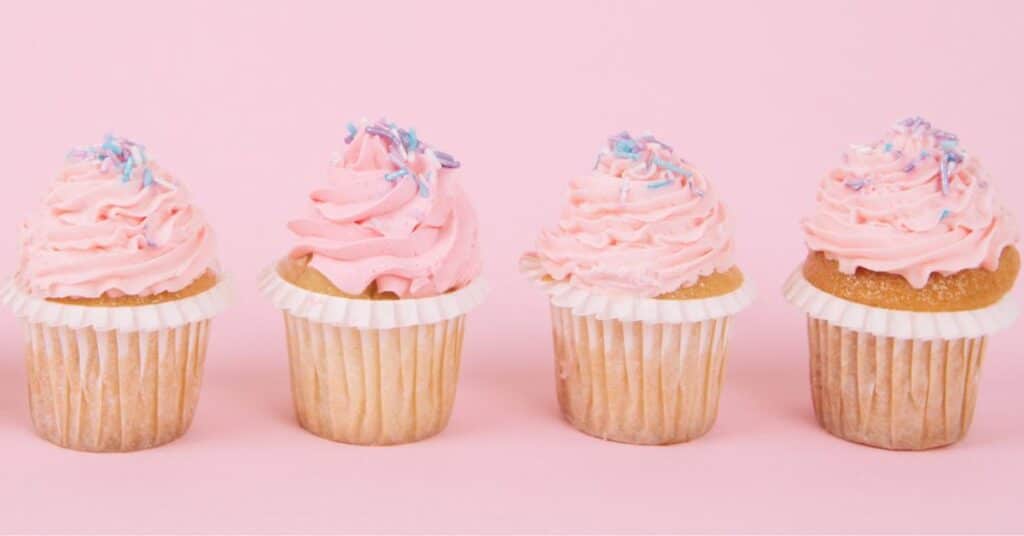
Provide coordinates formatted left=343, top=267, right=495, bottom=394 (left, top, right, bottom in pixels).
left=288, top=119, right=481, bottom=298
left=18, top=135, right=218, bottom=299
left=802, top=117, right=1018, bottom=288
left=527, top=132, right=737, bottom=297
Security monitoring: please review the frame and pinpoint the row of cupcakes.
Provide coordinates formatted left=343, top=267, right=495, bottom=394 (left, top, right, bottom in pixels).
left=1, top=117, right=1017, bottom=452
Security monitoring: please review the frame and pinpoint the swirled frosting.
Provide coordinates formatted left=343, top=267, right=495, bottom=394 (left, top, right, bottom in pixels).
left=287, top=119, right=481, bottom=298
left=526, top=132, right=736, bottom=297
left=18, top=135, right=218, bottom=299
left=802, top=117, right=1018, bottom=288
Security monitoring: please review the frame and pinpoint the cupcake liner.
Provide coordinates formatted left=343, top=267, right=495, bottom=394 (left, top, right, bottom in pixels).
left=284, top=313, right=465, bottom=445
left=550, top=305, right=731, bottom=444
left=520, top=255, right=755, bottom=324
left=260, top=266, right=486, bottom=445
left=783, top=269, right=1018, bottom=340
left=23, top=319, right=211, bottom=452
left=2, top=277, right=229, bottom=452
left=259, top=266, right=487, bottom=329
left=0, top=276, right=232, bottom=332
left=807, top=317, right=985, bottom=450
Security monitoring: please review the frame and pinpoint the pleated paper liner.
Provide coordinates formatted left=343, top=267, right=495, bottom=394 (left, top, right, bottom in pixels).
left=782, top=269, right=1017, bottom=340
left=520, top=255, right=754, bottom=444
left=258, top=266, right=487, bottom=445
left=1, top=277, right=231, bottom=452
left=783, top=269, right=1018, bottom=450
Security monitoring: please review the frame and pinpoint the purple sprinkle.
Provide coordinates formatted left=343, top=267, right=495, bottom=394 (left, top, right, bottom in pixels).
left=845, top=178, right=868, bottom=191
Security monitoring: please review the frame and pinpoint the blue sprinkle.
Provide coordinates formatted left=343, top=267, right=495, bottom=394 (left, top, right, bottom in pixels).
left=883, top=142, right=893, bottom=152
left=417, top=180, right=430, bottom=198
left=614, top=151, right=640, bottom=160
left=940, top=139, right=958, bottom=151
left=920, top=150, right=929, bottom=159
left=384, top=168, right=409, bottom=181
left=102, top=136, right=123, bottom=156
left=121, top=158, right=134, bottom=183
left=405, top=128, right=419, bottom=150
left=614, top=140, right=637, bottom=154
left=143, top=168, right=154, bottom=187
left=647, top=178, right=674, bottom=190
left=939, top=209, right=951, bottom=222
left=346, top=122, right=358, bottom=136
left=652, top=158, right=692, bottom=177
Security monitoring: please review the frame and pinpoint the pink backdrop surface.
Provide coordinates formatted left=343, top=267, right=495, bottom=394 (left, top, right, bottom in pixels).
left=0, top=1, right=1022, bottom=533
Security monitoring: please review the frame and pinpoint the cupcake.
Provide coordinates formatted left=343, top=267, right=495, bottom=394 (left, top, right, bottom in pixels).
left=784, top=117, right=1019, bottom=450
left=260, top=119, right=486, bottom=446
left=1, top=135, right=230, bottom=452
left=520, top=132, right=754, bottom=445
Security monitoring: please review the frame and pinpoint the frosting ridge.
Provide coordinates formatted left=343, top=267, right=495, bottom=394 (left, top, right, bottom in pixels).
left=18, top=135, right=218, bottom=299
left=527, top=132, right=737, bottom=297
left=287, top=119, right=481, bottom=298
left=802, top=117, right=1018, bottom=288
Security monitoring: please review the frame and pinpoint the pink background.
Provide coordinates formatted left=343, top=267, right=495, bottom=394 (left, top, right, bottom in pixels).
left=1, top=0, right=1022, bottom=533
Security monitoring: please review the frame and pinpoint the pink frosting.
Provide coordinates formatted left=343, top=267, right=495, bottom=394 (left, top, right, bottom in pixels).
left=526, top=132, right=737, bottom=297
left=18, top=136, right=218, bottom=299
left=288, top=120, right=481, bottom=298
left=802, top=117, right=1018, bottom=288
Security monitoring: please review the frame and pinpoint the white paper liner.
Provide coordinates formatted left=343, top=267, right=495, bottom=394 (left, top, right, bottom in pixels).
left=0, top=276, right=232, bottom=333
left=551, top=306, right=730, bottom=444
left=783, top=269, right=1018, bottom=340
left=258, top=266, right=488, bottom=329
left=24, top=320, right=210, bottom=451
left=519, top=255, right=755, bottom=324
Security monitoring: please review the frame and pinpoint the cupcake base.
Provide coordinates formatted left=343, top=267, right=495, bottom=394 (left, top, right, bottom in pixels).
left=283, top=313, right=465, bottom=446
left=24, top=320, right=210, bottom=452
left=550, top=306, right=731, bottom=445
left=807, top=317, right=985, bottom=450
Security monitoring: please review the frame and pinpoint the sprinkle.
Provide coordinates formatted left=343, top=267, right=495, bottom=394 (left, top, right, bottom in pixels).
left=100, top=158, right=113, bottom=173
left=403, top=128, right=419, bottom=151
left=121, top=157, right=134, bottom=183
left=939, top=151, right=963, bottom=195
left=102, top=135, right=123, bottom=156
left=619, top=179, right=631, bottom=202
left=652, top=157, right=692, bottom=177
left=845, top=178, right=868, bottom=191
left=646, top=178, right=674, bottom=190
left=939, top=209, right=951, bottom=222
left=883, top=142, right=893, bottom=152
left=417, top=179, right=430, bottom=198
left=614, top=150, right=640, bottom=160
left=434, top=151, right=460, bottom=169
left=384, top=168, right=409, bottom=181
left=143, top=169, right=154, bottom=187
left=939, top=139, right=958, bottom=151
left=689, top=181, right=705, bottom=197
left=344, top=122, right=358, bottom=143
left=903, top=162, right=916, bottom=173
left=130, top=145, right=146, bottom=165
